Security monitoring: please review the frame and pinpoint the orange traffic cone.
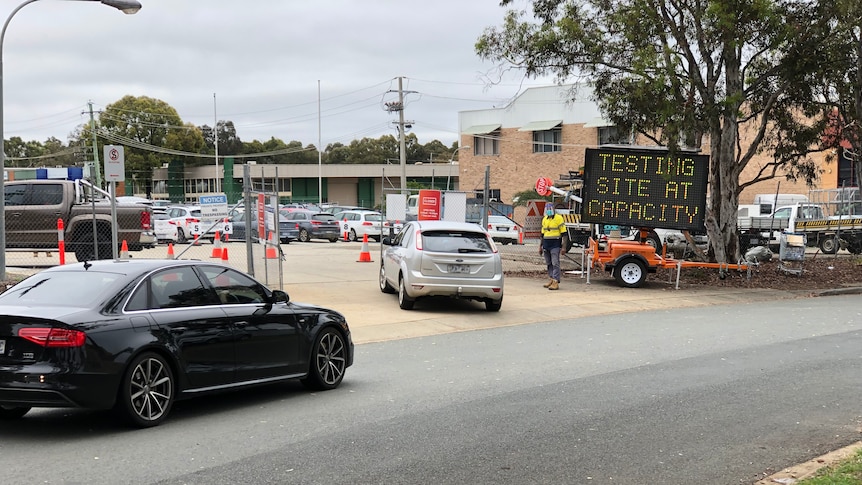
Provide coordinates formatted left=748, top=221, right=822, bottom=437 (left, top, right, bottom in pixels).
left=193, top=234, right=200, bottom=245
left=221, top=246, right=229, bottom=262
left=211, top=230, right=223, bottom=258
left=120, top=240, right=129, bottom=259
left=265, top=233, right=278, bottom=259
left=167, top=242, right=175, bottom=259
left=517, top=225, right=524, bottom=245
left=357, top=233, right=372, bottom=262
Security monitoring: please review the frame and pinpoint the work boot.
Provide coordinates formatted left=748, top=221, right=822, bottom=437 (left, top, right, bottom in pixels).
left=548, top=280, right=559, bottom=290
left=543, top=278, right=554, bottom=288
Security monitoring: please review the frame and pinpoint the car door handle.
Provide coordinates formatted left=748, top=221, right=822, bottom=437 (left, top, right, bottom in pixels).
left=233, top=320, right=249, bottom=327
left=171, top=326, right=188, bottom=332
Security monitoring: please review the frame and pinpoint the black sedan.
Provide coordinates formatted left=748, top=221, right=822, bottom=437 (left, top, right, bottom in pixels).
left=0, top=259, right=353, bottom=427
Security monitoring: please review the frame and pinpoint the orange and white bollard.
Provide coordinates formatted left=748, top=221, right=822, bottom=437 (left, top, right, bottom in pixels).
left=57, top=218, right=66, bottom=265
left=120, top=240, right=130, bottom=259
left=343, top=218, right=349, bottom=242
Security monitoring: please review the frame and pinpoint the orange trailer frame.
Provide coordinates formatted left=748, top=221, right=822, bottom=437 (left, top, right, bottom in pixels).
left=587, top=229, right=752, bottom=288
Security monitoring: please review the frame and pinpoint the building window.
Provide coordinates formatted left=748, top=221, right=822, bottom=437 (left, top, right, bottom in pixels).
left=598, top=126, right=630, bottom=145
left=533, top=128, right=562, bottom=153
left=474, top=131, right=500, bottom=156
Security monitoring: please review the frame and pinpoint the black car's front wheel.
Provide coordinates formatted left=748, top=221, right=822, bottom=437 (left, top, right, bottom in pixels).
left=0, top=405, right=31, bottom=419
left=301, top=328, right=347, bottom=391
left=117, top=352, right=175, bottom=428
left=299, top=229, right=311, bottom=242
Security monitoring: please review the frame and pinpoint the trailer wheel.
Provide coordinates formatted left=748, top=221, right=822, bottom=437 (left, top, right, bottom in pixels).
left=613, top=258, right=647, bottom=288
left=818, top=235, right=839, bottom=254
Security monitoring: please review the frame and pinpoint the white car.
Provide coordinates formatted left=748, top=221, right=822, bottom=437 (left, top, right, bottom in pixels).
left=333, top=210, right=384, bottom=241
left=485, top=215, right=520, bottom=245
left=153, top=211, right=179, bottom=243
left=165, top=205, right=203, bottom=243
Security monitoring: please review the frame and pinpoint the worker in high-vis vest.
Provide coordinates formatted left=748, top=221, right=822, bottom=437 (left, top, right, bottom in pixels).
left=539, top=202, right=567, bottom=290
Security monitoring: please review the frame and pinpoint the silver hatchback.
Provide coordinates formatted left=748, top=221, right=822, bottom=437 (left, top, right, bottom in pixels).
left=379, top=220, right=504, bottom=311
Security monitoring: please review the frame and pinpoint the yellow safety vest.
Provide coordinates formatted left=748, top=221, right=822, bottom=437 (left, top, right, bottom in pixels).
left=541, top=214, right=567, bottom=239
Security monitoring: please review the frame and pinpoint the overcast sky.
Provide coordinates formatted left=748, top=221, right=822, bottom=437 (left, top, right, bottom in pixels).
left=1, top=0, right=554, bottom=150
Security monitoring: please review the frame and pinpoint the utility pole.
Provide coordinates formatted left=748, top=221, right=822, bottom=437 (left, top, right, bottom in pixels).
left=385, top=77, right=416, bottom=195
left=87, top=101, right=102, bottom=188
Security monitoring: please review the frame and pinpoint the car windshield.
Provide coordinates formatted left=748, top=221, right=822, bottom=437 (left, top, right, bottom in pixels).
left=312, top=214, right=337, bottom=222
left=422, top=230, right=492, bottom=253
left=0, top=271, right=122, bottom=307
left=365, top=214, right=382, bottom=222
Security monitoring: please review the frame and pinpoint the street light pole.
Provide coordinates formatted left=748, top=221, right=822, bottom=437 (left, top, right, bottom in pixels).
left=446, top=145, right=470, bottom=191
left=0, top=0, right=142, bottom=280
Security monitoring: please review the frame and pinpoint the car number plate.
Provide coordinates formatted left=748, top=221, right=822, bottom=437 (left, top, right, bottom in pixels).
left=447, top=264, right=469, bottom=274
left=496, top=226, right=509, bottom=231
left=0, top=339, right=5, bottom=355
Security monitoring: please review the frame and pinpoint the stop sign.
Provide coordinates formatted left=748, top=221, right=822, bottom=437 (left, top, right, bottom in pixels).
left=535, top=177, right=554, bottom=196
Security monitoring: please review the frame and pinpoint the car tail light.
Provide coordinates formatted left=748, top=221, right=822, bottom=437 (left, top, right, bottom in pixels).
left=311, top=220, right=321, bottom=225
left=141, top=211, right=151, bottom=230
left=362, top=222, right=372, bottom=226
left=185, top=218, right=200, bottom=224
left=415, top=230, right=423, bottom=250
left=18, top=328, right=86, bottom=347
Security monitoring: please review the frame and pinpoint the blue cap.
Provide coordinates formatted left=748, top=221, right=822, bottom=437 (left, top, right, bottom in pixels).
left=545, top=203, right=554, bottom=210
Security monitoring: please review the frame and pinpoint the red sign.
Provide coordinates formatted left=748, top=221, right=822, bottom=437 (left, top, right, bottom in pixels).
left=417, top=189, right=441, bottom=221
left=535, top=177, right=553, bottom=196
left=257, top=193, right=266, bottom=240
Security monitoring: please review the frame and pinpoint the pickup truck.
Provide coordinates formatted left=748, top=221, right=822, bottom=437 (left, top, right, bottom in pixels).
left=738, top=202, right=862, bottom=254
left=4, top=179, right=157, bottom=261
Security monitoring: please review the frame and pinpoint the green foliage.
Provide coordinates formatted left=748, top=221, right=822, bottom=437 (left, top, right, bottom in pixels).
left=510, top=187, right=552, bottom=207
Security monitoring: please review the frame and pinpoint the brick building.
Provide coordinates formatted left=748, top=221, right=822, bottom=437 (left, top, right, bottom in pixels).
left=457, top=84, right=849, bottom=224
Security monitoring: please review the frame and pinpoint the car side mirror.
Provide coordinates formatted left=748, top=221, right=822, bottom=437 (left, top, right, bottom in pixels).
left=381, top=237, right=393, bottom=246
left=272, top=289, right=290, bottom=303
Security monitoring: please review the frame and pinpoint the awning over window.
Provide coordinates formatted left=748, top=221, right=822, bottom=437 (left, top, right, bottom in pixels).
left=462, top=124, right=502, bottom=135
left=583, top=117, right=614, bottom=128
left=518, top=120, right=563, bottom=132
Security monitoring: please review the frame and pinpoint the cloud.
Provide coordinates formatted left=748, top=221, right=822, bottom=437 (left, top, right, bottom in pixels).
left=1, top=0, right=554, bottom=148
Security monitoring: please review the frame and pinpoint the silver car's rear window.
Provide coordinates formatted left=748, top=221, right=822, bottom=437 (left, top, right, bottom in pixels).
left=422, top=231, right=491, bottom=253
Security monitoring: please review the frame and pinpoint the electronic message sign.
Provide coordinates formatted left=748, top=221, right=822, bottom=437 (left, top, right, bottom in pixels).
left=581, top=147, right=709, bottom=232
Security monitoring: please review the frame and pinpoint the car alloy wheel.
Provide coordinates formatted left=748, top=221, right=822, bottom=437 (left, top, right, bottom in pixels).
left=301, top=328, right=347, bottom=390
left=349, top=229, right=357, bottom=241
left=118, top=352, right=174, bottom=428
left=398, top=276, right=415, bottom=310
left=299, top=229, right=310, bottom=242
left=379, top=265, right=395, bottom=293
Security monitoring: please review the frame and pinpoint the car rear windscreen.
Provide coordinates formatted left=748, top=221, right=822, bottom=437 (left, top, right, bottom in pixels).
left=422, top=231, right=491, bottom=253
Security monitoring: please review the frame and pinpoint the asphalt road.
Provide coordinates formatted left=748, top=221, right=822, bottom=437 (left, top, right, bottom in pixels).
left=0, top=295, right=860, bottom=484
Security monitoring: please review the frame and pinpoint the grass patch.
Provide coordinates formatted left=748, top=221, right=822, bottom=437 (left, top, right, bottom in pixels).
left=797, top=449, right=862, bottom=484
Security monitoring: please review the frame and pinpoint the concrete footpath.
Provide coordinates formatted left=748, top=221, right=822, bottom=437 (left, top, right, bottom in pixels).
left=273, top=241, right=820, bottom=345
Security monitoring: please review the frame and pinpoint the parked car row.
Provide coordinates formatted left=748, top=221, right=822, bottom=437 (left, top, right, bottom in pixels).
left=149, top=201, right=522, bottom=248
